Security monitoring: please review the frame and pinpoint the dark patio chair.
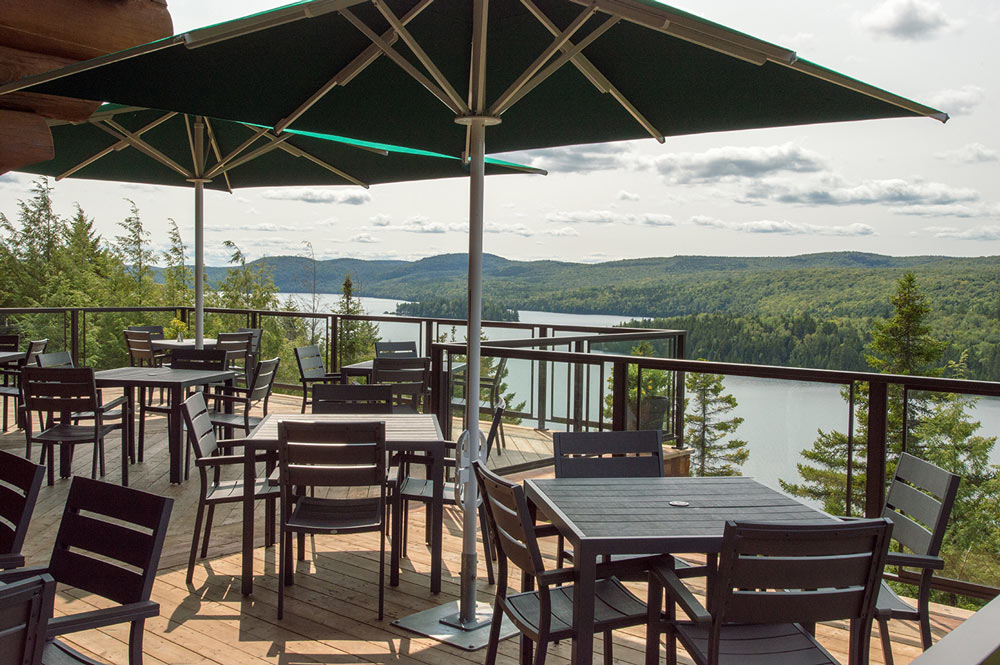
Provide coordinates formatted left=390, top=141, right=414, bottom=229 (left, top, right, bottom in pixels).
left=1, top=339, right=47, bottom=433
left=372, top=356, right=429, bottom=413
left=647, top=518, right=892, bottom=665
left=33, top=353, right=126, bottom=439
left=0, top=334, right=18, bottom=351
left=237, top=327, right=263, bottom=368
left=127, top=325, right=165, bottom=340
left=874, top=453, right=960, bottom=665
left=311, top=383, right=392, bottom=414
left=208, top=357, right=280, bottom=436
left=0, top=450, right=44, bottom=570
left=293, top=345, right=340, bottom=413
left=181, top=392, right=278, bottom=584
left=0, top=476, right=173, bottom=665
left=552, top=429, right=703, bottom=582
left=397, top=401, right=504, bottom=585
left=21, top=366, right=127, bottom=486
left=124, top=330, right=168, bottom=458
left=452, top=356, right=507, bottom=452
left=375, top=340, right=418, bottom=358
left=473, top=459, right=647, bottom=665
left=0, top=573, right=55, bottom=665
left=277, top=420, right=389, bottom=620
left=215, top=331, right=254, bottom=386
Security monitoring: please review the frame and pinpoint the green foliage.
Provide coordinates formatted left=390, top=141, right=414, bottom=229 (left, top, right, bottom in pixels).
left=335, top=274, right=380, bottom=367
left=684, top=368, right=749, bottom=476
left=113, top=200, right=157, bottom=306
left=602, top=341, right=672, bottom=430
left=395, top=297, right=519, bottom=322
left=161, top=219, right=193, bottom=307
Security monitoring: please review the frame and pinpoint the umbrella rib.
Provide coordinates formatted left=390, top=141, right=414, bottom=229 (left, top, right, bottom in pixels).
left=204, top=129, right=286, bottom=179
left=491, top=15, right=617, bottom=116
left=339, top=8, right=467, bottom=115
left=202, top=118, right=235, bottom=193
left=370, top=0, right=467, bottom=113
left=519, top=0, right=664, bottom=141
left=489, top=2, right=599, bottom=116
left=56, top=111, right=177, bottom=180
left=204, top=125, right=271, bottom=178
left=272, top=139, right=370, bottom=188
left=275, top=0, right=436, bottom=133
left=97, top=119, right=194, bottom=178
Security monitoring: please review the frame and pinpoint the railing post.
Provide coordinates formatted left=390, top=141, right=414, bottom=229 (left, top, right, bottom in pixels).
left=673, top=332, right=686, bottom=447
left=423, top=320, right=435, bottom=358
left=70, top=309, right=80, bottom=366
left=612, top=360, right=627, bottom=431
left=572, top=340, right=585, bottom=431
left=330, top=315, right=339, bottom=370
left=537, top=326, right=549, bottom=430
left=431, top=343, right=445, bottom=433
left=866, top=379, right=889, bottom=518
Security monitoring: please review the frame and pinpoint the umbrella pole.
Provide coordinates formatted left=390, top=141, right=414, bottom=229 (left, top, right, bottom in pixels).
left=192, top=117, right=207, bottom=349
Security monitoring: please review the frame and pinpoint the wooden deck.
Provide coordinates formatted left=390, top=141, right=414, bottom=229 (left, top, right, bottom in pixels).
left=1, top=391, right=971, bottom=665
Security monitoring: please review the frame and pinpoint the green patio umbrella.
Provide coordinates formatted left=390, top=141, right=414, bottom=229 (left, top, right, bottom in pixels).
left=0, top=0, right=948, bottom=647
left=17, top=104, right=542, bottom=347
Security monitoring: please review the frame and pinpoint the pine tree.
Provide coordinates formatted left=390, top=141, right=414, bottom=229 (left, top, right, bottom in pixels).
left=113, top=200, right=157, bottom=306
left=335, top=274, right=380, bottom=367
left=161, top=219, right=193, bottom=307
left=684, top=368, right=749, bottom=476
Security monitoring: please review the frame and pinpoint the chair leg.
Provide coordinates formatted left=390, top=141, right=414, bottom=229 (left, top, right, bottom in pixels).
left=187, top=503, right=206, bottom=584
left=128, top=619, right=145, bottom=665
left=278, top=529, right=288, bottom=619
left=401, top=499, right=409, bottom=558
left=878, top=617, right=894, bottom=665
left=479, top=505, right=495, bottom=585
left=45, top=443, right=55, bottom=486
left=484, top=597, right=504, bottom=665
left=92, top=442, right=100, bottom=479
left=201, top=505, right=216, bottom=558
left=603, top=631, right=614, bottom=665
left=378, top=525, right=386, bottom=620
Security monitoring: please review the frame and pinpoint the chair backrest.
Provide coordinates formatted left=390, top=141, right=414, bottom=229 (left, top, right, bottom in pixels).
left=483, top=357, right=507, bottom=403
left=236, top=327, right=263, bottom=355
left=295, top=345, right=328, bottom=380
left=0, top=574, right=55, bottom=665
left=312, top=383, right=392, bottom=414
left=0, top=450, right=45, bottom=562
left=375, top=341, right=418, bottom=358
left=180, top=392, right=220, bottom=460
left=710, top=519, right=891, bottom=649
left=473, top=460, right=546, bottom=581
left=278, top=420, right=386, bottom=491
left=883, top=453, right=960, bottom=558
left=34, top=351, right=73, bottom=368
left=169, top=348, right=227, bottom=371
left=21, top=367, right=98, bottom=418
left=48, top=476, right=173, bottom=606
left=372, top=356, right=429, bottom=408
left=485, top=399, right=506, bottom=457
left=127, top=325, right=165, bottom=340
left=553, top=429, right=664, bottom=479
left=123, top=330, right=158, bottom=365
left=24, top=340, right=47, bottom=368
left=0, top=334, right=18, bottom=352
left=215, top=332, right=253, bottom=370
left=246, top=357, right=281, bottom=408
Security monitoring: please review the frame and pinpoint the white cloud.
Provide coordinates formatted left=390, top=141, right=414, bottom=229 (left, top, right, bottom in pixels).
left=653, top=143, right=827, bottom=184
left=370, top=214, right=392, bottom=226
left=545, top=210, right=675, bottom=227
left=617, top=190, right=640, bottom=201
left=894, top=202, right=1000, bottom=218
left=503, top=143, right=636, bottom=173
left=928, top=225, right=1000, bottom=240
left=859, top=0, right=958, bottom=40
left=692, top=216, right=876, bottom=237
left=743, top=177, right=979, bottom=207
left=261, top=188, right=372, bottom=205
left=484, top=222, right=580, bottom=237
left=927, top=85, right=985, bottom=116
left=935, top=143, right=999, bottom=164
left=351, top=233, right=379, bottom=243
left=395, top=216, right=465, bottom=234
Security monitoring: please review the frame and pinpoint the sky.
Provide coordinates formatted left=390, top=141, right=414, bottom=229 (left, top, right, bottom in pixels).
left=0, top=0, right=997, bottom=266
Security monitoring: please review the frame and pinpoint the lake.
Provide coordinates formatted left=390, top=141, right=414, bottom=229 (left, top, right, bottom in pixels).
left=286, top=292, right=1000, bottom=484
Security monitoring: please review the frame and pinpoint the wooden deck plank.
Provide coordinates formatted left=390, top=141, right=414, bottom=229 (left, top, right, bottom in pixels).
left=1, top=390, right=972, bottom=665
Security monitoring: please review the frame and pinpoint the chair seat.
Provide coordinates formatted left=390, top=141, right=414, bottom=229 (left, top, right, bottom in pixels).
left=675, top=621, right=838, bottom=665
left=505, top=577, right=646, bottom=640
left=208, top=411, right=263, bottom=429
left=877, top=580, right=919, bottom=619
left=32, top=422, right=119, bottom=443
left=0, top=385, right=18, bottom=397
left=286, top=496, right=383, bottom=533
left=43, top=638, right=104, bottom=665
left=206, top=477, right=280, bottom=503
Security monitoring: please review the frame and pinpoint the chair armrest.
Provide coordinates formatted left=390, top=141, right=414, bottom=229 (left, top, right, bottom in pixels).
left=98, top=394, right=127, bottom=412
left=887, top=551, right=945, bottom=570
left=536, top=567, right=576, bottom=586
left=216, top=438, right=248, bottom=449
left=195, top=454, right=251, bottom=468
left=46, top=601, right=160, bottom=638
left=532, top=522, right=562, bottom=539
left=0, top=552, right=25, bottom=570
left=650, top=556, right=712, bottom=624
left=0, top=564, right=49, bottom=582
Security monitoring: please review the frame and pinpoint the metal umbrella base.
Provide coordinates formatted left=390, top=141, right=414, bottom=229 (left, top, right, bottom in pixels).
left=392, top=599, right=517, bottom=651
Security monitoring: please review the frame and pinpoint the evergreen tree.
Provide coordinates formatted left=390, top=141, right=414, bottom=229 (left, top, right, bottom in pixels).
left=335, top=274, right=380, bottom=367
left=113, top=200, right=157, bottom=306
left=0, top=177, right=66, bottom=305
left=212, top=241, right=280, bottom=311
left=161, top=219, right=193, bottom=307
left=684, top=368, right=749, bottom=476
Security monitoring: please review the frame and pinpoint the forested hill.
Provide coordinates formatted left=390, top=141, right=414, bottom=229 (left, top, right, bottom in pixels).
left=211, top=251, right=998, bottom=321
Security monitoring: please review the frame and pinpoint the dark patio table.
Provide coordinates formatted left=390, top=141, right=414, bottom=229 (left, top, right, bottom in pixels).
left=95, top=366, right=235, bottom=484
left=0, top=351, right=25, bottom=365
left=339, top=359, right=373, bottom=383
left=241, top=412, right=447, bottom=596
left=150, top=337, right=217, bottom=351
left=523, top=476, right=837, bottom=664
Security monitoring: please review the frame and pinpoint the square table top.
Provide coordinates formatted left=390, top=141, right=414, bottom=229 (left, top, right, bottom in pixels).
left=95, top=366, right=235, bottom=388
left=524, top=476, right=836, bottom=555
left=150, top=338, right=218, bottom=350
left=0, top=351, right=25, bottom=365
left=246, top=412, right=444, bottom=446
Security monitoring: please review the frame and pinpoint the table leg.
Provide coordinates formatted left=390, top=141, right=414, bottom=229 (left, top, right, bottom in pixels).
left=125, top=387, right=136, bottom=466
left=390, top=472, right=402, bottom=587
left=242, top=441, right=256, bottom=596
left=429, top=446, right=443, bottom=594
left=571, top=542, right=597, bottom=665
left=168, top=384, right=183, bottom=484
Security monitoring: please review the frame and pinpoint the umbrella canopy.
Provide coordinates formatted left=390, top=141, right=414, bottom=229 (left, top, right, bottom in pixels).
left=1, top=0, right=947, bottom=643
left=16, top=104, right=542, bottom=345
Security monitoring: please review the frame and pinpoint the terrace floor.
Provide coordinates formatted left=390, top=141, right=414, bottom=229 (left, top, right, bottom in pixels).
left=1, top=390, right=971, bottom=665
